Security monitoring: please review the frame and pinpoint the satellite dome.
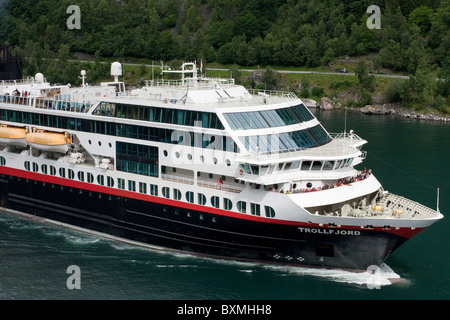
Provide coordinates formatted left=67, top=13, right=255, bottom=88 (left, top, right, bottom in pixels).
left=111, top=62, right=122, bottom=82
left=35, top=73, right=44, bottom=83
left=111, top=62, right=122, bottom=77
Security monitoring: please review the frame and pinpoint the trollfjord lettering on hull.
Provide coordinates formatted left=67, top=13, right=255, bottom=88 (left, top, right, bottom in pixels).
left=298, top=227, right=361, bottom=236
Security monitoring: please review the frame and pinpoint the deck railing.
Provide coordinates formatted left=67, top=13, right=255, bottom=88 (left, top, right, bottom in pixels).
left=0, top=95, right=94, bottom=113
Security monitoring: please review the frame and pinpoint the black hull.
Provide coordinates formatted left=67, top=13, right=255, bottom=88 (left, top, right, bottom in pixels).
left=0, top=173, right=409, bottom=271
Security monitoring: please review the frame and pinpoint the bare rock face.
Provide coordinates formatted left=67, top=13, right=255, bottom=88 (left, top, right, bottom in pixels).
left=319, top=97, right=334, bottom=110
left=360, top=105, right=390, bottom=115
left=302, top=98, right=318, bottom=108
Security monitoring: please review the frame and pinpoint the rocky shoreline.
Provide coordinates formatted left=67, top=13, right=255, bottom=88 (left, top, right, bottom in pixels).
left=303, top=97, right=450, bottom=123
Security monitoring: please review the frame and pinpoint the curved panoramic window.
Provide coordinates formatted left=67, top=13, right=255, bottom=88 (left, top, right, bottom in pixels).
left=239, top=124, right=331, bottom=153
left=223, top=103, right=314, bottom=130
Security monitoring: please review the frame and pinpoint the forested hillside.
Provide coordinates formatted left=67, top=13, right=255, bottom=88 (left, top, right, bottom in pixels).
left=1, top=0, right=450, bottom=112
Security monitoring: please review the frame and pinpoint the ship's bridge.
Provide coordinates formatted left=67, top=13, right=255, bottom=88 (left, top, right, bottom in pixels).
left=233, top=131, right=367, bottom=185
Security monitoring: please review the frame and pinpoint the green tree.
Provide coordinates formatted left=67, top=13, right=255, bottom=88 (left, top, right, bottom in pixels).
left=409, top=5, right=434, bottom=34
left=355, top=59, right=375, bottom=91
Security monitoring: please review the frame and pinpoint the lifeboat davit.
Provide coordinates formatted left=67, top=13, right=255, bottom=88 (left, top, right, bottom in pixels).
left=0, top=125, right=28, bottom=147
left=26, top=130, right=71, bottom=153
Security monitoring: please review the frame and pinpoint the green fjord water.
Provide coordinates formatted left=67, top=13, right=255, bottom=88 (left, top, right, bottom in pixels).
left=0, top=109, right=449, bottom=300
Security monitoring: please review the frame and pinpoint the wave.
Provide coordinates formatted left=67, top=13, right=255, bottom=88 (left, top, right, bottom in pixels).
left=263, top=263, right=402, bottom=287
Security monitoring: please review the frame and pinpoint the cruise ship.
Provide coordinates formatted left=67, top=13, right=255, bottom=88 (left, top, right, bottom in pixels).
left=0, top=62, right=443, bottom=270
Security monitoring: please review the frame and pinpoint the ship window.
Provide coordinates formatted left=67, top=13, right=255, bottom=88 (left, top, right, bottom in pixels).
left=41, top=164, right=47, bottom=174
left=264, top=206, right=276, bottom=218
left=68, top=169, right=75, bottom=180
left=116, top=142, right=159, bottom=178
left=238, top=125, right=331, bottom=154
left=311, top=161, right=323, bottom=170
left=150, top=184, right=158, bottom=196
left=291, top=161, right=300, bottom=169
left=24, top=161, right=30, bottom=171
left=162, top=187, right=170, bottom=198
left=77, top=171, right=84, bottom=182
left=239, top=163, right=251, bottom=174
left=345, top=158, right=354, bottom=167
left=284, top=162, right=292, bottom=170
left=107, top=176, right=114, bottom=188
left=260, top=165, right=269, bottom=175
left=237, top=201, right=246, bottom=214
left=87, top=173, right=94, bottom=183
left=301, top=161, right=312, bottom=170
left=250, top=203, right=260, bottom=216
left=186, top=191, right=194, bottom=203
left=59, top=168, right=65, bottom=178
left=323, top=161, right=335, bottom=170
left=198, top=193, right=206, bottom=205
left=211, top=196, right=220, bottom=208
left=128, top=180, right=136, bottom=192
left=139, top=182, right=147, bottom=194
left=250, top=165, right=259, bottom=175
left=223, top=198, right=233, bottom=210
left=118, top=178, right=125, bottom=190
left=223, top=104, right=314, bottom=130
left=0, top=156, right=5, bottom=166
left=49, top=166, right=56, bottom=176
left=32, top=162, right=39, bottom=173
left=173, top=188, right=181, bottom=200
left=97, top=175, right=104, bottom=185
left=315, top=244, right=334, bottom=257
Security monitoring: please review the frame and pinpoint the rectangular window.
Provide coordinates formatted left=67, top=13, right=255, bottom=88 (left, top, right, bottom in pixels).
left=150, top=184, right=158, bottom=196
left=116, top=142, right=159, bottom=177
left=139, top=182, right=147, bottom=194
left=250, top=203, right=260, bottom=216
left=118, top=178, right=125, bottom=190
left=128, top=180, right=136, bottom=192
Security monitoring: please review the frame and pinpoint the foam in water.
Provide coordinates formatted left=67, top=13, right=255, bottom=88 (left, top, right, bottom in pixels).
left=263, top=263, right=402, bottom=287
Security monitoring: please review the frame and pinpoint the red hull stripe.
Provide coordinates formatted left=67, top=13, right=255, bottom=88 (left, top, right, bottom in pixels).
left=0, top=166, right=423, bottom=238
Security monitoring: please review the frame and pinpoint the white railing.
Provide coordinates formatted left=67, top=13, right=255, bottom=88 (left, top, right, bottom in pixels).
left=0, top=95, right=93, bottom=113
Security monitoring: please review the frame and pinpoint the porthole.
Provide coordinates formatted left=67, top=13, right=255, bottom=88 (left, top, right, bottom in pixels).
left=200, top=155, right=204, bottom=162
left=187, top=153, right=192, bottom=160
left=226, top=159, right=231, bottom=166
left=163, top=150, right=168, bottom=157
left=213, top=157, right=218, bottom=164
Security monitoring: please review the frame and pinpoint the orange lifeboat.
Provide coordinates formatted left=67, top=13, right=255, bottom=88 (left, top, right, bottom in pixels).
left=0, top=125, right=28, bottom=147
left=26, top=130, right=71, bottom=153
